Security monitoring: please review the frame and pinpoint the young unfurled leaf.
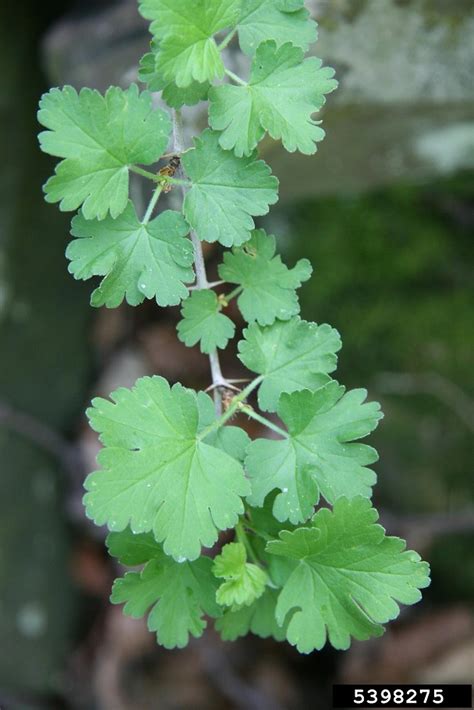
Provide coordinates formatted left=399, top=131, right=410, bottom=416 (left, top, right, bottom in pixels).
left=238, top=317, right=341, bottom=411
left=182, top=130, right=279, bottom=247
left=111, top=552, right=220, bottom=649
left=213, top=542, right=268, bottom=610
left=139, top=48, right=210, bottom=108
left=84, top=377, right=250, bottom=561
left=68, top=202, right=194, bottom=309
left=107, top=529, right=163, bottom=566
left=177, top=289, right=235, bottom=353
left=138, top=0, right=240, bottom=87
left=237, top=0, right=317, bottom=56
left=219, top=230, right=311, bottom=326
left=38, top=85, right=170, bottom=220
left=216, top=588, right=287, bottom=641
left=209, top=41, right=337, bottom=157
left=267, top=497, right=431, bottom=653
left=245, top=382, right=383, bottom=524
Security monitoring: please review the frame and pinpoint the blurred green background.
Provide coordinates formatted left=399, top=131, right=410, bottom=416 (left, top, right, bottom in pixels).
left=0, top=1, right=472, bottom=708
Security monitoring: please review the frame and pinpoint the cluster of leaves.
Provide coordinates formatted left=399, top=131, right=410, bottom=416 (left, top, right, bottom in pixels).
left=38, top=0, right=430, bottom=653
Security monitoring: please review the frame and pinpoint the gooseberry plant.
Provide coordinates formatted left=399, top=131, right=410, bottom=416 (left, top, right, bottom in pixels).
left=38, top=0, right=430, bottom=654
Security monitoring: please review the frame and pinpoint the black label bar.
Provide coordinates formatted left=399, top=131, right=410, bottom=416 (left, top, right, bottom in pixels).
left=332, top=684, right=472, bottom=708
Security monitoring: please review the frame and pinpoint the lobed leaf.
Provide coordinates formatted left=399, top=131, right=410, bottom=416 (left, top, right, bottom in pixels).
left=182, top=130, right=279, bottom=247
left=237, top=0, right=317, bottom=56
left=177, top=289, right=235, bottom=353
left=245, top=381, right=383, bottom=524
left=209, top=41, right=337, bottom=157
left=84, top=376, right=250, bottom=561
left=219, top=230, right=312, bottom=326
left=238, top=316, right=341, bottom=411
left=138, top=45, right=210, bottom=108
left=216, top=588, right=287, bottom=641
left=138, top=0, right=240, bottom=87
left=38, top=84, right=170, bottom=220
left=68, top=201, right=194, bottom=309
left=112, top=552, right=220, bottom=649
left=267, top=497, right=431, bottom=653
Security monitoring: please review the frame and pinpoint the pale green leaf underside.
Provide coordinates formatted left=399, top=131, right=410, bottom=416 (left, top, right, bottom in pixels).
left=177, top=289, right=235, bottom=353
left=267, top=497, right=431, bottom=653
left=209, top=41, right=337, bottom=157
left=182, top=130, right=279, bottom=247
left=139, top=0, right=239, bottom=87
left=111, top=552, right=220, bottom=648
left=245, top=382, right=383, bottom=524
left=38, top=84, right=171, bottom=220
left=219, top=229, right=311, bottom=326
left=68, top=201, right=194, bottom=309
left=84, top=376, right=250, bottom=561
left=238, top=316, right=342, bottom=411
left=237, top=0, right=317, bottom=56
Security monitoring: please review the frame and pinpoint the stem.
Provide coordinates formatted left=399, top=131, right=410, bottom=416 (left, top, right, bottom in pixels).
left=224, top=68, right=247, bottom=86
left=172, top=109, right=226, bottom=415
left=241, top=406, right=289, bottom=439
left=221, top=285, right=243, bottom=305
left=163, top=177, right=191, bottom=187
left=198, top=377, right=263, bottom=440
left=218, top=28, right=237, bottom=51
left=142, top=184, right=163, bottom=224
left=235, top=522, right=261, bottom=566
left=130, top=165, right=158, bottom=181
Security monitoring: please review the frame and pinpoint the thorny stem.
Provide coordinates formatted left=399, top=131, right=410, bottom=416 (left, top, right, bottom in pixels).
left=198, top=376, right=263, bottom=441
left=189, top=280, right=225, bottom=291
left=172, top=109, right=227, bottom=416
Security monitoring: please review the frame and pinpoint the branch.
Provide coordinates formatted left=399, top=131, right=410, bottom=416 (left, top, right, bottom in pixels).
left=172, top=109, right=227, bottom=416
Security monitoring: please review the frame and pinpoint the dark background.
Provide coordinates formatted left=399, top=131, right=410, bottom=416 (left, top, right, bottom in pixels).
left=0, top=1, right=473, bottom=708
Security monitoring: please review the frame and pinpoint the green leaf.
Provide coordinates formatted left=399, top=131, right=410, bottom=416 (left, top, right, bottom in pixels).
left=213, top=542, right=268, bottom=610
left=219, top=230, right=311, bottom=326
left=238, top=317, right=342, bottom=411
left=84, top=376, right=250, bottom=561
left=216, top=588, right=287, bottom=641
left=107, top=529, right=162, bottom=566
left=139, top=48, right=210, bottom=108
left=68, top=201, right=194, bottom=309
left=111, top=552, right=220, bottom=649
left=267, top=497, right=431, bottom=653
left=177, top=289, right=235, bottom=353
left=182, top=130, right=279, bottom=247
left=197, top=392, right=251, bottom=463
left=245, top=382, right=383, bottom=524
left=237, top=0, right=317, bottom=56
left=138, top=0, right=240, bottom=87
left=209, top=41, right=337, bottom=157
left=38, top=84, right=170, bottom=220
